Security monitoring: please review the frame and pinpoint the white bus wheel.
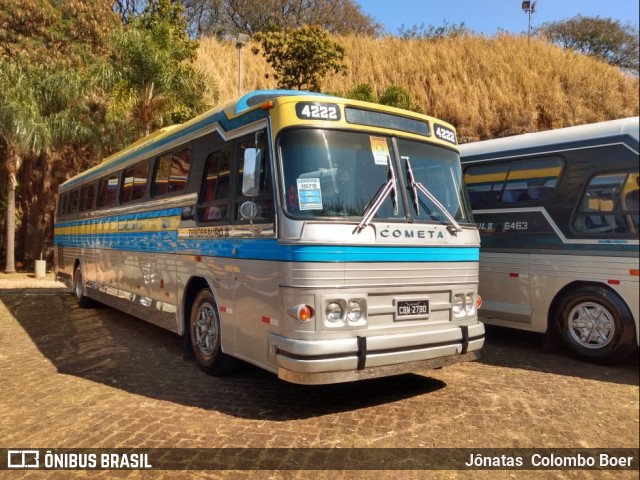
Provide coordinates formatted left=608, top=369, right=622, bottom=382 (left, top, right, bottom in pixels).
left=557, top=286, right=636, bottom=365
left=189, top=289, right=238, bottom=376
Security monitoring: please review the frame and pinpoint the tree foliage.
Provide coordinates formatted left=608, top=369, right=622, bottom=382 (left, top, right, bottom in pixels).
left=397, top=21, right=471, bottom=40
left=344, top=84, right=423, bottom=114
left=182, top=0, right=380, bottom=37
left=538, top=15, right=639, bottom=73
left=252, top=25, right=345, bottom=91
left=104, top=0, right=214, bottom=138
left=0, top=0, right=119, bottom=66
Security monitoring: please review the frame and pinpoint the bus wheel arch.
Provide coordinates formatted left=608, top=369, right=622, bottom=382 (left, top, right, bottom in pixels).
left=550, top=282, right=637, bottom=364
left=182, top=277, right=238, bottom=375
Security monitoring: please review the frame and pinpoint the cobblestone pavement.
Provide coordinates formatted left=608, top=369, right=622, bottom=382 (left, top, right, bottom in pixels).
left=0, top=287, right=638, bottom=480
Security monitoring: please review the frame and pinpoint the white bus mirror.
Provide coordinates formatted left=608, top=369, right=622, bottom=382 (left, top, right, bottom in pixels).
left=242, top=148, right=262, bottom=197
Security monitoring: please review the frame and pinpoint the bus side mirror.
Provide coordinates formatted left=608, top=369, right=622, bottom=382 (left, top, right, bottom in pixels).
left=242, top=148, right=262, bottom=197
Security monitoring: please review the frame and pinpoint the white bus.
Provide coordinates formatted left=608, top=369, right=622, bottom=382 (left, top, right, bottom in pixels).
left=460, top=117, right=639, bottom=364
left=55, top=90, right=484, bottom=384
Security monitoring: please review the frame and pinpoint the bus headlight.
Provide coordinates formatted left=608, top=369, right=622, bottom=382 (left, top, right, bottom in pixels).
left=347, top=299, right=364, bottom=323
left=465, top=293, right=476, bottom=315
left=326, top=302, right=344, bottom=323
left=452, top=293, right=465, bottom=317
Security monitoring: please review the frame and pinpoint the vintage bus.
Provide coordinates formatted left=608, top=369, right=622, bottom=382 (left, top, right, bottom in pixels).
left=460, top=117, right=639, bottom=364
left=54, top=90, right=484, bottom=384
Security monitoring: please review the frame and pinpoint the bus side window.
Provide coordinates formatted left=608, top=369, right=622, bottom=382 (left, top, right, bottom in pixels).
left=120, top=162, right=149, bottom=204
left=235, top=134, right=274, bottom=223
left=152, top=148, right=192, bottom=197
left=79, top=183, right=96, bottom=212
left=464, top=164, right=508, bottom=206
left=97, top=175, right=119, bottom=209
left=573, top=171, right=637, bottom=234
left=58, top=193, right=68, bottom=217
left=68, top=189, right=80, bottom=215
left=198, top=149, right=231, bottom=223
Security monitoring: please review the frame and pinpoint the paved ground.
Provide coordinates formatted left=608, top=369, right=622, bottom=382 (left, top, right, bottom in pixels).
left=0, top=274, right=637, bottom=480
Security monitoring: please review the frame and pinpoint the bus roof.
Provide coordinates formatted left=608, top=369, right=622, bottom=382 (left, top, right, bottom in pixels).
left=459, top=117, right=639, bottom=161
left=60, top=89, right=456, bottom=192
left=59, top=90, right=333, bottom=191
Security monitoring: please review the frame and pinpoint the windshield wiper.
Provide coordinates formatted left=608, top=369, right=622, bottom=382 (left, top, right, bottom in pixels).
left=405, top=157, right=463, bottom=233
left=354, top=156, right=398, bottom=233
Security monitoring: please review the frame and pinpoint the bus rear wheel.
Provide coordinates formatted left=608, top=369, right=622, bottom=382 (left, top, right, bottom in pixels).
left=189, top=289, right=238, bottom=376
left=557, top=286, right=636, bottom=365
left=74, top=266, right=96, bottom=308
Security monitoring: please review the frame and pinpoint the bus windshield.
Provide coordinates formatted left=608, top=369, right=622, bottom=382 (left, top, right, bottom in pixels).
left=279, top=128, right=472, bottom=224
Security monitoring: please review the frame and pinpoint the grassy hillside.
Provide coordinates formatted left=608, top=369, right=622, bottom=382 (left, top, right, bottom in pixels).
left=197, top=34, right=639, bottom=141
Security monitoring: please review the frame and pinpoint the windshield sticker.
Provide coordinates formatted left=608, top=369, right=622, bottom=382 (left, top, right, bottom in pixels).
left=297, top=178, right=323, bottom=210
left=370, top=136, right=390, bottom=165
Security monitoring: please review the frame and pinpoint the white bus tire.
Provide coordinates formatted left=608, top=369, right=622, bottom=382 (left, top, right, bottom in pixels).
left=189, top=289, right=238, bottom=376
left=558, top=286, right=636, bottom=365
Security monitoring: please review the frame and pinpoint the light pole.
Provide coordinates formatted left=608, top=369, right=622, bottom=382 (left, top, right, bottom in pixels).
left=521, top=1, right=537, bottom=44
left=236, top=33, right=250, bottom=96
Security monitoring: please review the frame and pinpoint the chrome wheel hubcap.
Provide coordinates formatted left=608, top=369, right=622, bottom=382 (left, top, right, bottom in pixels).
left=194, top=302, right=218, bottom=357
left=567, top=302, right=615, bottom=349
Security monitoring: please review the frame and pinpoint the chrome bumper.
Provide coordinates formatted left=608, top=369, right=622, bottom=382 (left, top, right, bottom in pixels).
left=268, top=323, right=484, bottom=385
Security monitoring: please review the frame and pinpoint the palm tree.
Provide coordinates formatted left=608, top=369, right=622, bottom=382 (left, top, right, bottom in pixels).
left=104, top=5, right=214, bottom=140
left=0, top=61, right=48, bottom=272
left=0, top=61, right=92, bottom=272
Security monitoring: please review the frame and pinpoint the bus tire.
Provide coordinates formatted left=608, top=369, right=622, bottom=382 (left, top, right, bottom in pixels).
left=189, top=289, right=238, bottom=376
left=73, top=265, right=96, bottom=308
left=557, top=286, right=636, bottom=365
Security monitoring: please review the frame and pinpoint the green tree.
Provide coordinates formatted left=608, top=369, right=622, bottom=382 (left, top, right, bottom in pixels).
left=253, top=25, right=346, bottom=91
left=538, top=15, right=639, bottom=73
left=0, top=61, right=91, bottom=271
left=397, top=21, right=471, bottom=40
left=104, top=0, right=214, bottom=138
left=344, top=84, right=423, bottom=114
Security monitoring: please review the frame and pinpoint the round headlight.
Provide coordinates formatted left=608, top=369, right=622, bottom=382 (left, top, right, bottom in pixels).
left=347, top=300, right=362, bottom=322
left=465, top=293, right=475, bottom=314
left=326, top=302, right=343, bottom=322
left=452, top=294, right=465, bottom=316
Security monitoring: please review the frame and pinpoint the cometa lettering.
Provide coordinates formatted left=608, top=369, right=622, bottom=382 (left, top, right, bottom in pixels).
left=380, top=229, right=444, bottom=239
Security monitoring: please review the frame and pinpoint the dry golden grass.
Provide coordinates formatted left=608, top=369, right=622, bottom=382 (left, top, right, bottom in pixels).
left=197, top=34, right=639, bottom=141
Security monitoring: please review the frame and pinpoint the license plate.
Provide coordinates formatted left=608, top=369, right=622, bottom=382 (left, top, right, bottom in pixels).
left=396, top=300, right=430, bottom=320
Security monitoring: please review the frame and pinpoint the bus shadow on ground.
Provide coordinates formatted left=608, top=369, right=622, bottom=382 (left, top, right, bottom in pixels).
left=479, top=324, right=639, bottom=387
left=2, top=292, right=445, bottom=421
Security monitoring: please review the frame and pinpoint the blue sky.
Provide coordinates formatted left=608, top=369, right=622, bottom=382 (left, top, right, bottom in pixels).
left=357, top=0, right=640, bottom=36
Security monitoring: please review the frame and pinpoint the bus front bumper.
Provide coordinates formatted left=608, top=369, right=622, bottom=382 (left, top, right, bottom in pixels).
left=268, top=323, right=484, bottom=385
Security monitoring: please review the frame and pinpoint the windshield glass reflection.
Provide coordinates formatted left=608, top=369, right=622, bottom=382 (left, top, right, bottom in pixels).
left=279, top=128, right=472, bottom=224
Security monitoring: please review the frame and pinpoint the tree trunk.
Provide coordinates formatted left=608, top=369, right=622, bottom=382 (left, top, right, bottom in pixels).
left=4, top=169, right=17, bottom=273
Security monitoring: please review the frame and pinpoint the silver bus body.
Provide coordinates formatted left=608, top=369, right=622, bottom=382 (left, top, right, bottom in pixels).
left=460, top=117, right=639, bottom=363
left=55, top=91, right=484, bottom=384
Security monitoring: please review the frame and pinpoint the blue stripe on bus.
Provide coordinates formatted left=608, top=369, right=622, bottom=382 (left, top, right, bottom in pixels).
left=55, top=207, right=183, bottom=228
left=54, top=233, right=478, bottom=263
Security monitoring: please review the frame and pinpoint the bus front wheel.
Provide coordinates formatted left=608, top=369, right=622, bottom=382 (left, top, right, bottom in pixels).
left=189, top=289, right=238, bottom=376
left=557, top=286, right=636, bottom=364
